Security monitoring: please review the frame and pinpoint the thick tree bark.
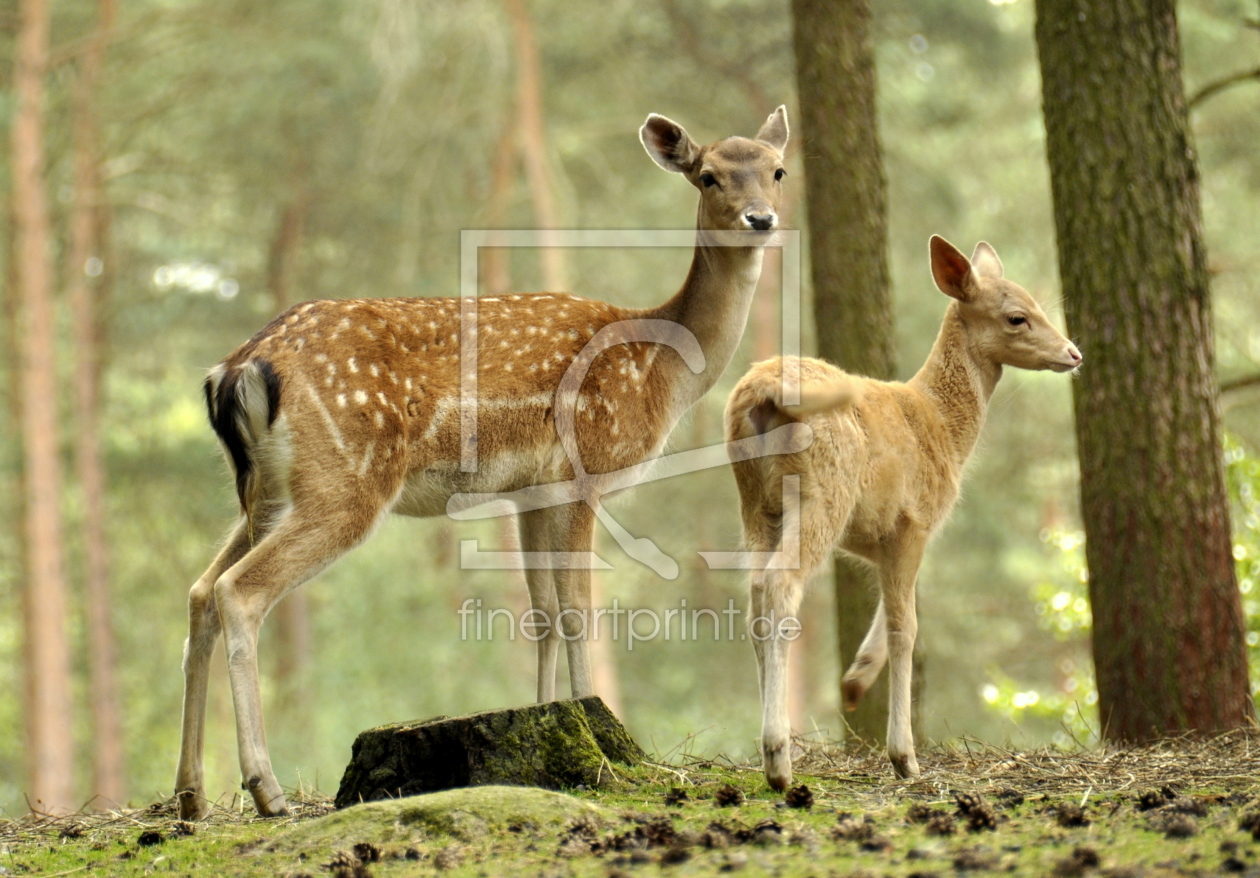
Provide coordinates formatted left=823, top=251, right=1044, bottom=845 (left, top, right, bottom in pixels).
left=66, top=0, right=124, bottom=808
left=1036, top=0, right=1254, bottom=739
left=791, top=0, right=897, bottom=743
left=13, top=0, right=75, bottom=814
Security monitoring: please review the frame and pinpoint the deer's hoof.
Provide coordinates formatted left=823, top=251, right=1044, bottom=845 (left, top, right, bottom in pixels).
left=841, top=675, right=866, bottom=712
left=762, top=739, right=793, bottom=791
left=176, top=788, right=211, bottom=822
left=889, top=752, right=920, bottom=780
left=246, top=776, right=290, bottom=818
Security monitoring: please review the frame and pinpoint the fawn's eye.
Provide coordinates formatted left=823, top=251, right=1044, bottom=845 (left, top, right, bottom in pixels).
left=1007, top=315, right=1027, bottom=327
left=700, top=172, right=718, bottom=188
left=774, top=168, right=786, bottom=182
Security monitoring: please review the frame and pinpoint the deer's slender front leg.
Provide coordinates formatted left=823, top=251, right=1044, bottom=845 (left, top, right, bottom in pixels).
left=552, top=503, right=596, bottom=699
left=877, top=531, right=928, bottom=779
left=175, top=521, right=252, bottom=821
left=518, top=509, right=561, bottom=702
left=841, top=597, right=887, bottom=711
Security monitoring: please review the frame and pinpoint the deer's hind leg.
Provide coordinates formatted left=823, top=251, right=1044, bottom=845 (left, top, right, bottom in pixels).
left=176, top=519, right=254, bottom=821
left=841, top=596, right=888, bottom=711
left=215, top=485, right=399, bottom=817
left=754, top=478, right=848, bottom=791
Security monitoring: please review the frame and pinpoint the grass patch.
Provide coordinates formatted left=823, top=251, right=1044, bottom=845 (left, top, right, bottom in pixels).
left=5, top=733, right=1260, bottom=876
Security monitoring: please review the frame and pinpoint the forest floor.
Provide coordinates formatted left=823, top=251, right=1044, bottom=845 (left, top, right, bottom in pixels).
left=4, top=732, right=1260, bottom=877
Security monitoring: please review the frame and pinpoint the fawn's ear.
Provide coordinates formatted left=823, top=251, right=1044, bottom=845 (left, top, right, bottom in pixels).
left=971, top=241, right=1004, bottom=279
left=755, top=105, right=790, bottom=155
left=930, top=235, right=975, bottom=302
left=641, top=114, right=701, bottom=175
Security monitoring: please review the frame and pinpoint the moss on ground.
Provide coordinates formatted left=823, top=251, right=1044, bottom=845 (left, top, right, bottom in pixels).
left=6, top=750, right=1260, bottom=876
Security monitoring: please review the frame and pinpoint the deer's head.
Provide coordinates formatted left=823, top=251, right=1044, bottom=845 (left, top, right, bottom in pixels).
left=930, top=235, right=1082, bottom=374
left=640, top=107, right=789, bottom=236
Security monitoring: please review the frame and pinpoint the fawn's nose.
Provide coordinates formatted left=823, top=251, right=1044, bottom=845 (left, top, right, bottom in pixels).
left=1066, top=343, right=1083, bottom=366
left=743, top=212, right=777, bottom=231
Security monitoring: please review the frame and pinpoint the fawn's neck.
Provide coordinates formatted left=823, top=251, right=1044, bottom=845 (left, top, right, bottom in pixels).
left=910, top=301, right=1002, bottom=469
left=647, top=227, right=765, bottom=411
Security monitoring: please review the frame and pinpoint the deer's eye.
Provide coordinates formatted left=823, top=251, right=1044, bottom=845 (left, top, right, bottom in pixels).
left=774, top=168, right=786, bottom=182
left=700, top=172, right=718, bottom=188
left=1007, top=315, right=1027, bottom=327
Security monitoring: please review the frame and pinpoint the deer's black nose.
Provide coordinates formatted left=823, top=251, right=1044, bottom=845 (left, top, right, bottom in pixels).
left=745, top=213, right=776, bottom=231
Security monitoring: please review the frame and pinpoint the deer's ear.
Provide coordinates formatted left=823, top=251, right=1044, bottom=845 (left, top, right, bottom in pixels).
left=640, top=114, right=701, bottom=175
left=755, top=105, right=789, bottom=155
left=930, top=235, right=975, bottom=302
left=971, top=241, right=1004, bottom=279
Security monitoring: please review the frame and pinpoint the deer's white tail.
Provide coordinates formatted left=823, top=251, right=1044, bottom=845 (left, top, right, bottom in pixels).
left=203, top=359, right=283, bottom=530
left=740, top=367, right=863, bottom=435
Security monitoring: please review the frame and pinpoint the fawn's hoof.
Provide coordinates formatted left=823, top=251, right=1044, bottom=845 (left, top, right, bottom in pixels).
left=841, top=675, right=867, bottom=712
left=888, top=752, right=920, bottom=780
left=176, top=787, right=211, bottom=822
left=762, top=740, right=793, bottom=791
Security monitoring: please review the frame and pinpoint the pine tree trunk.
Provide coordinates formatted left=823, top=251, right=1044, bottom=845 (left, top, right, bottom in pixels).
left=503, top=0, right=621, bottom=705
left=504, top=0, right=567, bottom=293
left=67, top=0, right=124, bottom=808
left=1035, top=0, right=1254, bottom=739
left=13, top=0, right=76, bottom=814
left=791, top=0, right=897, bottom=744
left=266, top=185, right=313, bottom=707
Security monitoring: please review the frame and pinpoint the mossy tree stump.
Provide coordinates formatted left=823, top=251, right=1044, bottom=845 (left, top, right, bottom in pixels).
left=335, top=696, right=644, bottom=808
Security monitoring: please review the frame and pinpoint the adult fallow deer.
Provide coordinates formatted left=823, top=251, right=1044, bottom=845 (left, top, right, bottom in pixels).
left=176, top=107, right=790, bottom=818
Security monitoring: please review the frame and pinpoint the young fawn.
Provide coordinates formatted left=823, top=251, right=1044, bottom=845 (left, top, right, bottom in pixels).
left=725, top=236, right=1081, bottom=789
left=175, top=107, right=790, bottom=818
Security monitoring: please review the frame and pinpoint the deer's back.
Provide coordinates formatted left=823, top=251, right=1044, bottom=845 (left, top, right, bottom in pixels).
left=215, top=295, right=681, bottom=517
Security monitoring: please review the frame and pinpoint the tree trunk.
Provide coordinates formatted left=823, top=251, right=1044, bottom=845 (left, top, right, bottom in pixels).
left=266, top=186, right=313, bottom=706
left=13, top=0, right=75, bottom=814
left=503, top=0, right=620, bottom=706
left=1035, top=0, right=1254, bottom=739
left=482, top=111, right=518, bottom=298
left=504, top=0, right=567, bottom=293
left=791, top=0, right=897, bottom=744
left=66, top=0, right=123, bottom=809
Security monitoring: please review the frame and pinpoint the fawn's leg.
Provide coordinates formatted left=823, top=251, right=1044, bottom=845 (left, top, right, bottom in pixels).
left=216, top=502, right=384, bottom=816
left=175, top=520, right=253, bottom=821
left=552, top=502, right=597, bottom=699
left=518, top=508, right=561, bottom=702
left=875, top=529, right=928, bottom=779
left=841, top=597, right=888, bottom=711
left=756, top=489, right=839, bottom=791
left=753, top=566, right=806, bottom=791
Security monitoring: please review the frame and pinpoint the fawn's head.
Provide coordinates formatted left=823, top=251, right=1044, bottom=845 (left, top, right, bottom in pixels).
left=640, top=107, right=789, bottom=235
left=930, top=235, right=1082, bottom=373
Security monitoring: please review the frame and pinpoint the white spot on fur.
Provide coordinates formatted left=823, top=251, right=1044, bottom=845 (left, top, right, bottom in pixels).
left=354, top=390, right=368, bottom=405
left=336, top=394, right=347, bottom=408
left=348, top=358, right=359, bottom=374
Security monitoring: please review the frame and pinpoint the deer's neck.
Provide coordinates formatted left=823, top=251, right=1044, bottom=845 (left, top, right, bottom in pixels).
left=647, top=230, right=764, bottom=412
left=909, top=302, right=1002, bottom=470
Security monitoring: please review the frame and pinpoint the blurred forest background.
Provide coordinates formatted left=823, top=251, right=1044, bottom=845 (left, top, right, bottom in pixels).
left=2, top=0, right=1259, bottom=814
